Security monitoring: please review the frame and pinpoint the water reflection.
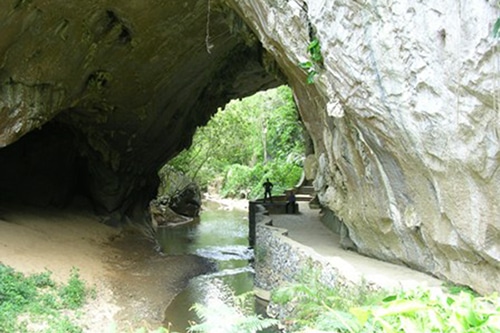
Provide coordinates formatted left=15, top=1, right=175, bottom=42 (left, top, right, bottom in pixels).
left=159, top=203, right=257, bottom=332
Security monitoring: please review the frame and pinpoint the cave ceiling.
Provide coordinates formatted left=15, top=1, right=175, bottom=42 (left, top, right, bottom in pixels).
left=0, top=0, right=282, bottom=220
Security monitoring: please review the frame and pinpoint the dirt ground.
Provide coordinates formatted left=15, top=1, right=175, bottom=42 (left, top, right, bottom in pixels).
left=0, top=202, right=213, bottom=332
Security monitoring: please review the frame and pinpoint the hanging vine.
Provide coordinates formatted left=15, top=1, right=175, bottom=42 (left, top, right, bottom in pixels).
left=205, top=0, right=214, bottom=53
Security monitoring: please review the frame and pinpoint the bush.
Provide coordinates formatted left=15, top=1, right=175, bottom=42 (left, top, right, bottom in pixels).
left=59, top=268, right=87, bottom=309
left=271, top=269, right=500, bottom=332
left=0, top=264, right=90, bottom=333
left=218, top=160, right=303, bottom=200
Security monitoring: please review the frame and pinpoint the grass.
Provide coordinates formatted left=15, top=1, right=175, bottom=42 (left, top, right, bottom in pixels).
left=270, top=269, right=500, bottom=332
left=0, top=264, right=91, bottom=333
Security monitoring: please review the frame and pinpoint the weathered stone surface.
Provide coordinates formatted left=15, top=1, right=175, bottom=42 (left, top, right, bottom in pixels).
left=157, top=165, right=201, bottom=217
left=303, top=154, right=317, bottom=181
left=0, top=0, right=280, bottom=220
left=150, top=198, right=193, bottom=228
left=224, top=0, right=500, bottom=293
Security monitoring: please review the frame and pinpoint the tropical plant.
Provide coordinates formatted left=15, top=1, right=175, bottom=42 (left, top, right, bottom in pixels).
left=271, top=268, right=500, bottom=332
left=59, top=268, right=88, bottom=309
left=271, top=269, right=387, bottom=332
left=299, top=38, right=323, bottom=84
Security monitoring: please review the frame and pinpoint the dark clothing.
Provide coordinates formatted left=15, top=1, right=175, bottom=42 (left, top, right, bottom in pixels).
left=286, top=192, right=296, bottom=213
left=263, top=180, right=273, bottom=202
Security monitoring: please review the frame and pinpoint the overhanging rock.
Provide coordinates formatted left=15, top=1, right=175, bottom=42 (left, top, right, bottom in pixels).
left=0, top=0, right=281, bottom=221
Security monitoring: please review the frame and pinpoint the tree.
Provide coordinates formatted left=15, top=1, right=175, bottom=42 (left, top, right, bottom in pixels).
left=167, top=85, right=305, bottom=199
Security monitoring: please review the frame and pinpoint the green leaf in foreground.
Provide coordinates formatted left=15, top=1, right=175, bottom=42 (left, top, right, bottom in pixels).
left=271, top=268, right=500, bottom=332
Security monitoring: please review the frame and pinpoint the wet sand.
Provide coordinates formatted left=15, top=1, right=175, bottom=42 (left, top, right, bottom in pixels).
left=0, top=202, right=212, bottom=332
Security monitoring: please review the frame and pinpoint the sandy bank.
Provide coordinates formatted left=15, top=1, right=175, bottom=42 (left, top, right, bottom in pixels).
left=0, top=203, right=212, bottom=332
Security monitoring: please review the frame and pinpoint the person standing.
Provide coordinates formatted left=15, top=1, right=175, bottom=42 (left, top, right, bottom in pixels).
left=286, top=190, right=296, bottom=213
left=263, top=178, right=273, bottom=202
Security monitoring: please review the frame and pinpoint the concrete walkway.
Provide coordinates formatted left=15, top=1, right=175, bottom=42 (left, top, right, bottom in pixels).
left=268, top=202, right=443, bottom=291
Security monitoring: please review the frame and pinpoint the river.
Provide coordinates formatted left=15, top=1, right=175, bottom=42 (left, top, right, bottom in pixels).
left=157, top=200, right=267, bottom=332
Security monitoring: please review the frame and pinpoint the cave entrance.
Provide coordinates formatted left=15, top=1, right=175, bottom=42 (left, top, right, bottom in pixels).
left=0, top=84, right=308, bottom=220
left=157, top=85, right=307, bottom=208
left=0, top=121, right=91, bottom=208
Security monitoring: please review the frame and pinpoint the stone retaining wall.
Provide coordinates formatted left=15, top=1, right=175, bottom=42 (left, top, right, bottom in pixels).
left=253, top=206, right=370, bottom=322
left=253, top=206, right=362, bottom=293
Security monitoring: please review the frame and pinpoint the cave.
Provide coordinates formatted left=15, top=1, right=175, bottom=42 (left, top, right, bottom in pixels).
left=1, top=0, right=499, bottom=294
left=0, top=0, right=282, bottom=224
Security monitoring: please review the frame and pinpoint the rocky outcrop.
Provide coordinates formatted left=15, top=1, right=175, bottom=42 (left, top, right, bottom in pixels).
left=150, top=199, right=193, bottom=228
left=224, top=0, right=500, bottom=293
left=157, top=165, right=202, bottom=218
left=1, top=0, right=499, bottom=293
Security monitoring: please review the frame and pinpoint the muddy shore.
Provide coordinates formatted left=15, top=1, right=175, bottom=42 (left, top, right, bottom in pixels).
left=0, top=202, right=217, bottom=332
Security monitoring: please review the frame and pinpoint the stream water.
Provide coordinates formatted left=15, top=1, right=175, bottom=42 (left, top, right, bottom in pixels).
left=157, top=201, right=265, bottom=332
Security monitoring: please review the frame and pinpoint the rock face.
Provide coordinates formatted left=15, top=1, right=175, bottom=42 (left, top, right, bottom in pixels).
left=0, top=0, right=280, bottom=221
left=224, top=0, right=500, bottom=293
left=157, top=165, right=202, bottom=217
left=1, top=0, right=499, bottom=293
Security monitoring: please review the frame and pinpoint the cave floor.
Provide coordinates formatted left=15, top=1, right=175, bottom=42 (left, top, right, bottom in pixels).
left=269, top=202, right=443, bottom=291
left=0, top=202, right=211, bottom=332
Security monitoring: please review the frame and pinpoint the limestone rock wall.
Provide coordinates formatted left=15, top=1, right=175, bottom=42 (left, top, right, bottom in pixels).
left=226, top=0, right=500, bottom=293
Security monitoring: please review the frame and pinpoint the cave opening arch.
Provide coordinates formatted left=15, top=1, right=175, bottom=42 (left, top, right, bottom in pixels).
left=0, top=0, right=302, bottom=225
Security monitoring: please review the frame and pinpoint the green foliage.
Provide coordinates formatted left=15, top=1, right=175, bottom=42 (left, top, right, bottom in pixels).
left=59, top=268, right=87, bottom=309
left=299, top=38, right=323, bottom=84
left=168, top=86, right=305, bottom=199
left=189, top=291, right=278, bottom=333
left=271, top=269, right=500, bottom=332
left=272, top=269, right=387, bottom=331
left=219, top=160, right=302, bottom=200
left=44, top=316, right=83, bottom=333
left=443, top=282, right=479, bottom=296
left=0, top=264, right=90, bottom=333
left=494, top=17, right=500, bottom=38
left=347, top=288, right=500, bottom=333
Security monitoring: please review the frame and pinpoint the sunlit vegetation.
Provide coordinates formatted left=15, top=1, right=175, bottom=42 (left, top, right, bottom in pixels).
left=0, top=265, right=92, bottom=333
left=299, top=37, right=323, bottom=84
left=168, top=85, right=305, bottom=200
left=270, top=270, right=500, bottom=332
left=189, top=291, right=278, bottom=333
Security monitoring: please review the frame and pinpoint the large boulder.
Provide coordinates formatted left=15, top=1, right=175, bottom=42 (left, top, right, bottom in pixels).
left=158, top=165, right=202, bottom=218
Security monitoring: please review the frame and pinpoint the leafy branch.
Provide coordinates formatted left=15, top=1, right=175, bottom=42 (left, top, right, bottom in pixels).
left=299, top=38, right=323, bottom=84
